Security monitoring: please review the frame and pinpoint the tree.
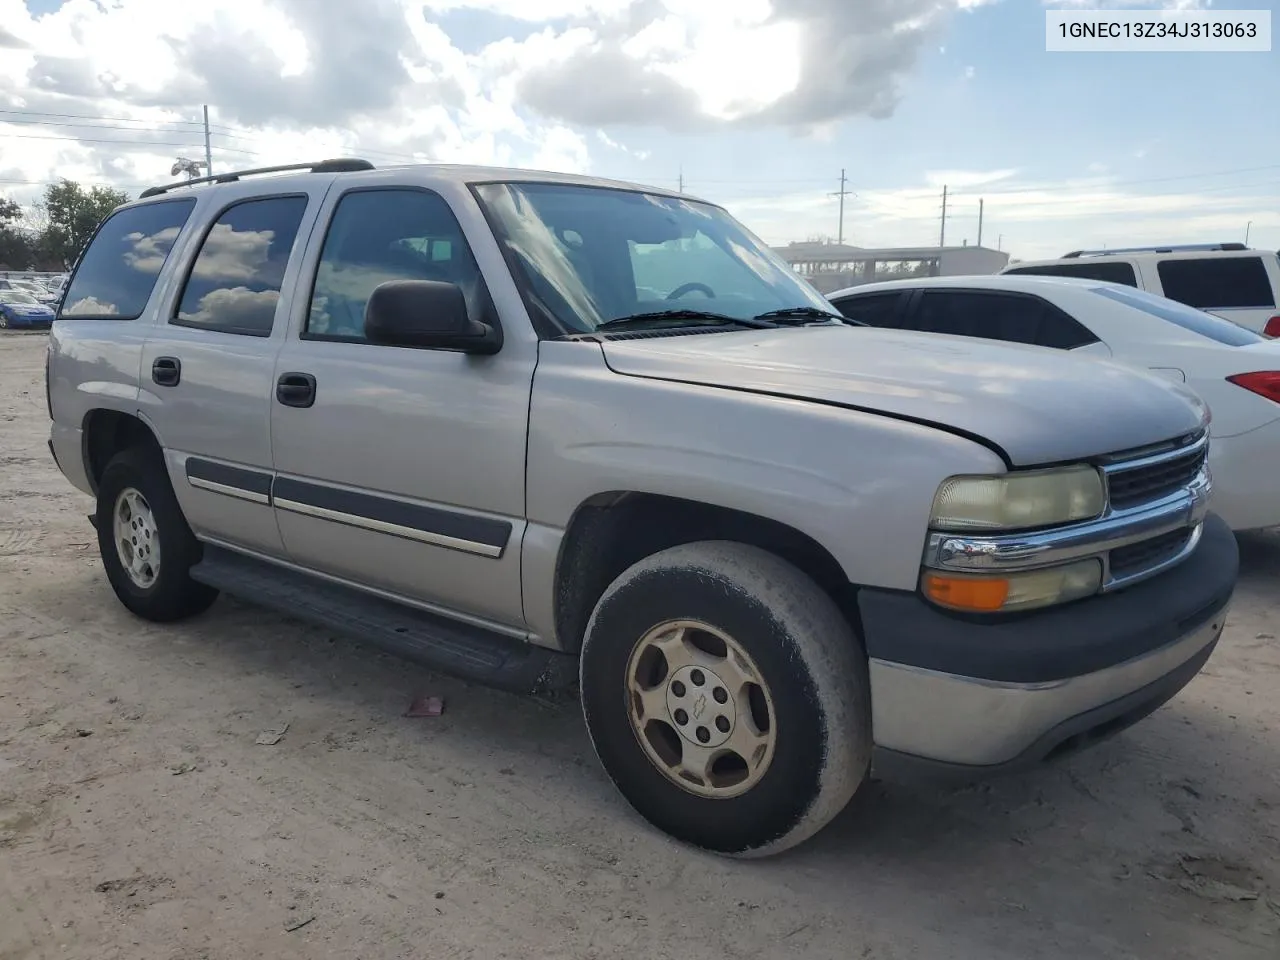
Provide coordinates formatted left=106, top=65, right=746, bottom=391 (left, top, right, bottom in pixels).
left=0, top=196, right=36, bottom=270
left=35, top=180, right=131, bottom=269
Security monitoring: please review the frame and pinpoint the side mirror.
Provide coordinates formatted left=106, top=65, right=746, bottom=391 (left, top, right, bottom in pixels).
left=364, top=280, right=501, bottom=354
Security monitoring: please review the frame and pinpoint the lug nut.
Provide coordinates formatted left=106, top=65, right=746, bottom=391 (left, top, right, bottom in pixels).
left=696, top=727, right=710, bottom=743
left=673, top=708, right=688, bottom=726
left=670, top=680, right=686, bottom=697
left=715, top=715, right=730, bottom=733
left=690, top=669, right=705, bottom=687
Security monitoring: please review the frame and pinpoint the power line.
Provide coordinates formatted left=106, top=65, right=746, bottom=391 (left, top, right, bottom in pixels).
left=0, top=107, right=208, bottom=127
left=0, top=116, right=215, bottom=134
left=0, top=130, right=257, bottom=154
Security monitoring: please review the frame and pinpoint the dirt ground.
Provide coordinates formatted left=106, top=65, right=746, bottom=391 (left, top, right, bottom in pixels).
left=1, top=331, right=1278, bottom=960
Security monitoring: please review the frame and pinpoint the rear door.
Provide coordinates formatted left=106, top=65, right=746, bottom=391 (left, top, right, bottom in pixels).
left=138, top=185, right=323, bottom=557
left=1152, top=254, right=1277, bottom=334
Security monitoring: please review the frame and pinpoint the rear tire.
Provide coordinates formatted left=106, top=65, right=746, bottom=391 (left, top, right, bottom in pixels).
left=96, top=446, right=218, bottom=622
left=579, top=541, right=871, bottom=857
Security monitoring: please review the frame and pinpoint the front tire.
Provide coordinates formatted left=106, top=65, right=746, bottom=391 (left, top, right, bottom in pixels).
left=579, top=541, right=872, bottom=857
left=96, top=446, right=218, bottom=622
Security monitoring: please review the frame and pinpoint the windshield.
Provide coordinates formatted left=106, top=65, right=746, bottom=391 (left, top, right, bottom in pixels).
left=1091, top=284, right=1264, bottom=347
left=0, top=291, right=38, bottom=305
left=473, top=181, right=833, bottom=333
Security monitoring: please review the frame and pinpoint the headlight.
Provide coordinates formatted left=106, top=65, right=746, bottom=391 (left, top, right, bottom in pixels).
left=930, top=465, right=1105, bottom=532
left=922, top=558, right=1103, bottom=614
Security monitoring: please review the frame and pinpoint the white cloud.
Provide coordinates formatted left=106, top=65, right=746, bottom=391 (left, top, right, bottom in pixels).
left=0, top=0, right=993, bottom=209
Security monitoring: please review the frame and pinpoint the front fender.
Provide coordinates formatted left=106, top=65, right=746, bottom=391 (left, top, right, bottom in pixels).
left=525, top=341, right=1006, bottom=592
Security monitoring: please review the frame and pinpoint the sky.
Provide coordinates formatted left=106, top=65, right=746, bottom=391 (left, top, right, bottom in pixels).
left=0, top=0, right=1276, bottom=260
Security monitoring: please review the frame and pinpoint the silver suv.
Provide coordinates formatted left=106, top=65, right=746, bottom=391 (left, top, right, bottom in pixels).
left=46, top=160, right=1238, bottom=857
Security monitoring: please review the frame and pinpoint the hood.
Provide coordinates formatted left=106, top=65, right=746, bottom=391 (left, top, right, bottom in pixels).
left=600, top=326, right=1208, bottom=466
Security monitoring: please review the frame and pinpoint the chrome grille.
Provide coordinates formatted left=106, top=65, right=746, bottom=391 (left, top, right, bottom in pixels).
left=1105, top=435, right=1207, bottom=510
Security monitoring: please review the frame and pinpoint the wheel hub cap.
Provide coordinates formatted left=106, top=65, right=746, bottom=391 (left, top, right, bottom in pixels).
left=112, top=487, right=161, bottom=590
left=664, top=664, right=735, bottom=749
left=625, top=620, right=776, bottom=799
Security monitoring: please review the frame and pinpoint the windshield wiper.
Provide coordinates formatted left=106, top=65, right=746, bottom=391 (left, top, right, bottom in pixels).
left=594, top=309, right=776, bottom=332
left=752, top=306, right=846, bottom=325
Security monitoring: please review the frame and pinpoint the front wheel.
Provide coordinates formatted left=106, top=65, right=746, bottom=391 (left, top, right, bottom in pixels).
left=579, top=541, right=872, bottom=857
left=95, top=446, right=218, bottom=622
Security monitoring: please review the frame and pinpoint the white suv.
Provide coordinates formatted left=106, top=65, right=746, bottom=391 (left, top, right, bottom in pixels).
left=1001, top=244, right=1280, bottom=337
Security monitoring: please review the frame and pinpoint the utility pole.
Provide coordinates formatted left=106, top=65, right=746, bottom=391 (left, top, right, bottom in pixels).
left=202, top=105, right=213, bottom=178
left=939, top=185, right=948, bottom=248
left=830, top=169, right=853, bottom=246
left=997, top=233, right=1003, bottom=251
left=678, top=165, right=684, bottom=193
left=1245, top=220, right=1252, bottom=245
left=977, top=198, right=984, bottom=248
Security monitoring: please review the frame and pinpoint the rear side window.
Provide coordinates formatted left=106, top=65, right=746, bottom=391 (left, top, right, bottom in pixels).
left=909, top=290, right=1098, bottom=349
left=174, top=195, right=309, bottom=337
left=1156, top=256, right=1275, bottom=309
left=830, top=291, right=904, bottom=328
left=59, top=199, right=196, bottom=320
left=1091, top=285, right=1264, bottom=346
left=1004, top=261, right=1138, bottom=286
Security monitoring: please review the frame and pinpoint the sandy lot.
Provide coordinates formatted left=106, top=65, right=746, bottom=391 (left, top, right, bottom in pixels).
left=1, top=331, right=1278, bottom=960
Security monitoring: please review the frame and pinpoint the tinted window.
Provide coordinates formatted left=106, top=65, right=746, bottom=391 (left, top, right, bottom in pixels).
left=1156, top=256, right=1275, bottom=309
left=830, top=292, right=903, bottom=328
left=910, top=291, right=1097, bottom=349
left=306, top=189, right=482, bottom=341
left=59, top=199, right=196, bottom=320
left=173, top=196, right=308, bottom=337
left=1091, top=285, right=1264, bottom=346
left=1004, top=261, right=1138, bottom=286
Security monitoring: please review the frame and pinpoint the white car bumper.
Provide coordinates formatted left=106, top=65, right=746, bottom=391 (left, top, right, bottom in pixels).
left=1209, top=419, right=1280, bottom=531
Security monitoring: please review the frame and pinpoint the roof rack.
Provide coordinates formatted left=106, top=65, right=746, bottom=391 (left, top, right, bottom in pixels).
left=138, top=158, right=375, bottom=198
left=1061, top=242, right=1248, bottom=258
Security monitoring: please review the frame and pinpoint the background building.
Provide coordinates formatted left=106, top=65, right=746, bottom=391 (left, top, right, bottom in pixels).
left=774, top=241, right=1011, bottom=294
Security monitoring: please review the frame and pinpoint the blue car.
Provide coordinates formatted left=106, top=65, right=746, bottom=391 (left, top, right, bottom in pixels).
left=0, top=290, right=55, bottom=330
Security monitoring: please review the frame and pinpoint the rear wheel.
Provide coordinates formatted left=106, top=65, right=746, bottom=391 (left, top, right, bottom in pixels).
left=579, top=541, right=872, bottom=857
left=95, top=446, right=218, bottom=622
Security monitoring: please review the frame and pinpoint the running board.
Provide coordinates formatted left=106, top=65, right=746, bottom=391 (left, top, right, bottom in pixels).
left=189, top=545, right=575, bottom=696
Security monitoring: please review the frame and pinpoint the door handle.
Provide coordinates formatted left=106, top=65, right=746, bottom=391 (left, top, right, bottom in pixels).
left=276, top=372, right=316, bottom=408
left=152, top=356, right=181, bottom=387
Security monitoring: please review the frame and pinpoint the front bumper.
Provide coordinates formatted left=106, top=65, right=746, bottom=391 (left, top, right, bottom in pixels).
left=862, top=512, right=1238, bottom=777
left=2, top=314, right=53, bottom=329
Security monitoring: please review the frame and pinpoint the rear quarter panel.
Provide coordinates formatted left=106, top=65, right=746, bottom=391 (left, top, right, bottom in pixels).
left=47, top=195, right=212, bottom=496
left=47, top=319, right=152, bottom=495
left=521, top=339, right=1006, bottom=645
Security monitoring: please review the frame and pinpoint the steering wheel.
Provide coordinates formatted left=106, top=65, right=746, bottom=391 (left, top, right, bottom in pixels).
left=666, top=281, right=716, bottom=300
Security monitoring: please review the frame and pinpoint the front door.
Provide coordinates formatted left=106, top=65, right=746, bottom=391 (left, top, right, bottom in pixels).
left=139, top=188, right=319, bottom=557
left=268, top=185, right=535, bottom=630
